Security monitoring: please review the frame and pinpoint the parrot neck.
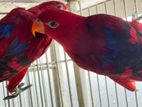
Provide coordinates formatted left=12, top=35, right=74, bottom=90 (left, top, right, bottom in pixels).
left=55, top=17, right=87, bottom=52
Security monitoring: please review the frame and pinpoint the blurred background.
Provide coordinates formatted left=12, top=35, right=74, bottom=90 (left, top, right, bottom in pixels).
left=0, top=0, right=142, bottom=107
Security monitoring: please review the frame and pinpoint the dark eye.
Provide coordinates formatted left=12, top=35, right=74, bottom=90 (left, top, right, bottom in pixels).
left=47, top=21, right=59, bottom=28
left=55, top=4, right=64, bottom=10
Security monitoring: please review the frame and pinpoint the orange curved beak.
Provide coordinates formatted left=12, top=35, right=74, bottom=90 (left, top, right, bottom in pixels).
left=32, top=19, right=45, bottom=37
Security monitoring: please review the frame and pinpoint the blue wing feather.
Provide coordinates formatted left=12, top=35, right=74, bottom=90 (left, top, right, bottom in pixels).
left=101, top=28, right=117, bottom=68
left=7, top=37, right=29, bottom=55
left=0, top=23, right=13, bottom=38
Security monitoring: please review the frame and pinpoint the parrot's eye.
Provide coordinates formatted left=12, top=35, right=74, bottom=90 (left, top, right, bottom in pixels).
left=47, top=21, right=60, bottom=28
left=55, top=4, right=64, bottom=10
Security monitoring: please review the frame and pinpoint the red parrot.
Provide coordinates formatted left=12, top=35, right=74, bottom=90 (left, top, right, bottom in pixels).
left=28, top=1, right=68, bottom=15
left=0, top=1, right=68, bottom=100
left=32, top=8, right=142, bottom=91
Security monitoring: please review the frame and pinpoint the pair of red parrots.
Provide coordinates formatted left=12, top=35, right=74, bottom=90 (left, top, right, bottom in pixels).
left=1, top=0, right=142, bottom=100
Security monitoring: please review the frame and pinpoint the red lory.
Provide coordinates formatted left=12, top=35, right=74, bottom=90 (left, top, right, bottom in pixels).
left=32, top=7, right=142, bottom=91
left=0, top=1, right=68, bottom=100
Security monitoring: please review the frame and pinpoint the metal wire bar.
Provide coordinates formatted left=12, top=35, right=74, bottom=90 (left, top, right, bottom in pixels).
left=39, top=66, right=48, bottom=107
left=27, top=72, right=34, bottom=107
left=36, top=61, right=44, bottom=107
left=134, top=91, right=139, bottom=107
left=104, top=77, right=110, bottom=107
left=122, top=0, right=128, bottom=20
left=33, top=67, right=40, bottom=107
left=124, top=89, right=129, bottom=107
left=112, top=0, right=116, bottom=15
left=0, top=1, right=37, bottom=3
left=29, top=59, right=72, bottom=70
left=19, top=94, right=22, bottom=107
left=134, top=0, right=138, bottom=17
left=2, top=83, right=7, bottom=107
left=77, top=0, right=112, bottom=12
left=51, top=42, right=64, bottom=107
left=38, top=60, right=47, bottom=107
left=63, top=52, right=73, bottom=107
left=73, top=63, right=85, bottom=107
left=114, top=84, right=119, bottom=107
left=96, top=75, right=102, bottom=107
left=45, top=53, right=54, bottom=107
left=6, top=82, right=11, bottom=107
left=11, top=97, right=14, bottom=107
left=87, top=71, right=95, bottom=107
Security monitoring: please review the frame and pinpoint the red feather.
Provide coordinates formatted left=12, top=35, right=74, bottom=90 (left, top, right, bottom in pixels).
left=33, top=8, right=142, bottom=91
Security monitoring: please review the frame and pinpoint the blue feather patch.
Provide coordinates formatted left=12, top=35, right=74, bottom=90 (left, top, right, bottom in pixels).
left=17, top=54, right=32, bottom=66
left=7, top=37, right=29, bottom=56
left=101, top=28, right=117, bottom=68
left=0, top=23, right=13, bottom=38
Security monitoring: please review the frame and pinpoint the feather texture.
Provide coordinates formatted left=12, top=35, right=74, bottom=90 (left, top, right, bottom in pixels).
left=0, top=23, right=13, bottom=38
left=34, top=8, right=142, bottom=91
left=7, top=37, right=29, bottom=55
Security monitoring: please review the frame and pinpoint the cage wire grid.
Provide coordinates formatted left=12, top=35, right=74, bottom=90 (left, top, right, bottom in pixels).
left=0, top=0, right=142, bottom=107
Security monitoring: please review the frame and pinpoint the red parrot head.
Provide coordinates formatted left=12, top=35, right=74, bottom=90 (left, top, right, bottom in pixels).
left=31, top=8, right=84, bottom=44
left=30, top=1, right=69, bottom=38
left=28, top=1, right=68, bottom=16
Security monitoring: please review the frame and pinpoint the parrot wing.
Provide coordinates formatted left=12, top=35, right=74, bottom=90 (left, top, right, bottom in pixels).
left=87, top=14, right=142, bottom=74
left=0, top=8, right=33, bottom=82
left=87, top=15, right=142, bottom=91
left=0, top=32, right=29, bottom=81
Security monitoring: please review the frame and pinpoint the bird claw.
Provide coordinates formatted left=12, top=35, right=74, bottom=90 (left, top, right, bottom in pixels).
left=3, top=83, right=32, bottom=100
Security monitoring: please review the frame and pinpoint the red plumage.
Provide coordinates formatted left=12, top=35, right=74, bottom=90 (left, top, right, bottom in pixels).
left=0, top=1, right=68, bottom=97
left=32, top=8, right=142, bottom=91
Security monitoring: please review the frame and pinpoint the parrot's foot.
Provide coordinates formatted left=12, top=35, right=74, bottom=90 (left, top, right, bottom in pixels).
left=3, top=83, right=32, bottom=100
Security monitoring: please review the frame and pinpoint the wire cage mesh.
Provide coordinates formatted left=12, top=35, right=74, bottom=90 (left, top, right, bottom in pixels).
left=0, top=0, right=142, bottom=107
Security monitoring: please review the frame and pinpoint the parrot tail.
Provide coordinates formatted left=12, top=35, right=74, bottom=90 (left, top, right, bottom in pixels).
left=109, top=76, right=137, bottom=91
